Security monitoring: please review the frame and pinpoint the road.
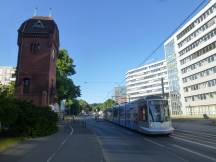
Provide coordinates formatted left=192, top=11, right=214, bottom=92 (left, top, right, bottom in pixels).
left=87, top=118, right=216, bottom=162
left=0, top=117, right=216, bottom=162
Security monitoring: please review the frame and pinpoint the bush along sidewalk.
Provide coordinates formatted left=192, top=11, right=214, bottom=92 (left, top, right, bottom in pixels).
left=0, top=95, right=58, bottom=138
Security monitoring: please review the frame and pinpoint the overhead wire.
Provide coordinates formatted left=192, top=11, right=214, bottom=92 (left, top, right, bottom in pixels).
left=104, top=0, right=208, bottom=100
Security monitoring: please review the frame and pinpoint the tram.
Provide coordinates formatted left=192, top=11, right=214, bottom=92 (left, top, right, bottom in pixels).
left=104, top=96, right=174, bottom=135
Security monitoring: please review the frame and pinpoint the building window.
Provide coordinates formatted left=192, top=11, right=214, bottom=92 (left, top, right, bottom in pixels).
left=23, top=78, right=30, bottom=94
left=179, top=28, right=216, bottom=56
left=177, top=3, right=216, bottom=40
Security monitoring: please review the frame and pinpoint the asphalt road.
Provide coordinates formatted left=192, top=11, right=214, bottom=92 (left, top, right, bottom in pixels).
left=87, top=118, right=216, bottom=162
left=1, top=117, right=215, bottom=162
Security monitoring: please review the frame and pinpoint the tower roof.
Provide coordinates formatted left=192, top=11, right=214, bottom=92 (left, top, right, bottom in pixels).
left=18, top=16, right=58, bottom=34
left=17, top=16, right=59, bottom=47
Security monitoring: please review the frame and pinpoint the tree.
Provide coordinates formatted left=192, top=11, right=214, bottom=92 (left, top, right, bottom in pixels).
left=65, top=99, right=80, bottom=115
left=0, top=81, right=15, bottom=98
left=56, top=49, right=81, bottom=102
left=78, top=99, right=91, bottom=112
left=90, top=99, right=117, bottom=111
left=102, top=99, right=117, bottom=110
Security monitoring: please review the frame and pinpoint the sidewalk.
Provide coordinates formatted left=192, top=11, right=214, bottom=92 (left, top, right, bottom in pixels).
left=51, top=119, right=105, bottom=162
left=0, top=119, right=105, bottom=162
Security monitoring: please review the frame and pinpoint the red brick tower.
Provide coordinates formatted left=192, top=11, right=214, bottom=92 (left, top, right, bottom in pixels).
left=15, top=16, right=59, bottom=106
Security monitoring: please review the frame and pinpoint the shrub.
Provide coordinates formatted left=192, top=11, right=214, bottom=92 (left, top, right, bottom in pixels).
left=0, top=96, right=58, bottom=138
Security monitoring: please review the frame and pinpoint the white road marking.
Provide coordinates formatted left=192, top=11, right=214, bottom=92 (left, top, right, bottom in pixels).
left=171, top=136, right=216, bottom=150
left=176, top=129, right=216, bottom=138
left=172, top=144, right=216, bottom=162
left=143, top=138, right=166, bottom=148
left=46, top=124, right=74, bottom=162
left=173, top=133, right=216, bottom=145
left=143, top=138, right=188, bottom=162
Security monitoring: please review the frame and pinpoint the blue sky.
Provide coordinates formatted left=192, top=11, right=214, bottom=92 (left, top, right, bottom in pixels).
left=0, top=0, right=207, bottom=103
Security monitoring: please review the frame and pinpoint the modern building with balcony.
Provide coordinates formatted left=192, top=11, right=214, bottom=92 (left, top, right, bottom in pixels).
left=126, top=60, right=169, bottom=102
left=164, top=0, right=216, bottom=116
left=0, top=66, right=16, bottom=85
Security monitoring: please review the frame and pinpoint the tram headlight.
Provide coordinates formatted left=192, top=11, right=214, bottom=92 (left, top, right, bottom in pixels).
left=150, top=123, right=153, bottom=128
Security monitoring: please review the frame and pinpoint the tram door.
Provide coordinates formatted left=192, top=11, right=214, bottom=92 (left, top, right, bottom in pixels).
left=138, top=103, right=148, bottom=127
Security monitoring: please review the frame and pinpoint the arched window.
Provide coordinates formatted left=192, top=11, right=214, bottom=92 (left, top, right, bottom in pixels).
left=23, top=78, right=30, bottom=94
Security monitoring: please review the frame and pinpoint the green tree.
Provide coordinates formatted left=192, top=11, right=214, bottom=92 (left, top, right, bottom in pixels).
left=56, top=49, right=81, bottom=102
left=102, top=99, right=117, bottom=110
left=90, top=99, right=117, bottom=112
left=78, top=99, right=91, bottom=112
left=68, top=99, right=80, bottom=115
left=0, top=81, right=15, bottom=98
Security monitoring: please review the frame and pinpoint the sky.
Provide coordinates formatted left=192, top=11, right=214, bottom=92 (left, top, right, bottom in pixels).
left=0, top=0, right=208, bottom=103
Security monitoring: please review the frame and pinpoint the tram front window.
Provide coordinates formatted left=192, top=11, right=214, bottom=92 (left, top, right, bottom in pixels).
left=148, top=100, right=170, bottom=122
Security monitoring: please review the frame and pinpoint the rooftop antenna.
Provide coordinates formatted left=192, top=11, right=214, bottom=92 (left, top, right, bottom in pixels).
left=49, top=8, right=52, bottom=17
left=33, top=7, right=38, bottom=16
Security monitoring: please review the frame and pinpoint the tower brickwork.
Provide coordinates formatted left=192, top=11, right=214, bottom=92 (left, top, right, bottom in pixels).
left=15, top=16, right=59, bottom=106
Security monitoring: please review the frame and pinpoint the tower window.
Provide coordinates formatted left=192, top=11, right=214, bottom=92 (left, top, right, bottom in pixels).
left=31, top=43, right=40, bottom=53
left=23, top=78, right=30, bottom=94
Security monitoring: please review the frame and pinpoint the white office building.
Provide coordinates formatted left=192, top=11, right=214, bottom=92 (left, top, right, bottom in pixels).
left=164, top=0, right=216, bottom=116
left=126, top=60, right=169, bottom=102
left=0, top=66, right=16, bottom=85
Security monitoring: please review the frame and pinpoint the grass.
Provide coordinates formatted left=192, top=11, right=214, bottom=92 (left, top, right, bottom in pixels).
left=0, top=137, right=25, bottom=151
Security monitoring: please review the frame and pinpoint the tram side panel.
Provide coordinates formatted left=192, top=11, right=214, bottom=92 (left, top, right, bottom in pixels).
left=119, top=105, right=125, bottom=127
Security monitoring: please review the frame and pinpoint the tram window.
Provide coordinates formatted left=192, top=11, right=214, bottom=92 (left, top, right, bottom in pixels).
left=148, top=100, right=170, bottom=122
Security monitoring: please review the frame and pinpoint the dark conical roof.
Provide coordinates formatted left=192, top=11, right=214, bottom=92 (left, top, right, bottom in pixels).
left=18, top=16, right=58, bottom=34
left=17, top=16, right=59, bottom=47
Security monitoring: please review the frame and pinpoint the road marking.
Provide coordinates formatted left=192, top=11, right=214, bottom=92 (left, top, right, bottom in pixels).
left=143, top=138, right=166, bottom=148
left=173, top=133, right=216, bottom=145
left=46, top=124, right=74, bottom=162
left=172, top=144, right=216, bottom=162
left=176, top=129, right=216, bottom=138
left=143, top=138, right=189, bottom=162
left=171, top=136, right=216, bottom=150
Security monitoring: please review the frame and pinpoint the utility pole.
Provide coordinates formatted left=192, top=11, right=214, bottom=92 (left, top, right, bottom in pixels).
left=161, top=77, right=165, bottom=99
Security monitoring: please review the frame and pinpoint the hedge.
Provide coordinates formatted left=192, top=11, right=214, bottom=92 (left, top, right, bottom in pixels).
left=0, top=96, right=58, bottom=138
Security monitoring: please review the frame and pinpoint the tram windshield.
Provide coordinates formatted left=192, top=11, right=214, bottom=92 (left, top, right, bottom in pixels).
left=148, top=100, right=170, bottom=122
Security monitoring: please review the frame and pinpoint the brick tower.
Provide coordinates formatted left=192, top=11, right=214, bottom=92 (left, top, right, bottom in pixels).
left=15, top=16, right=59, bottom=106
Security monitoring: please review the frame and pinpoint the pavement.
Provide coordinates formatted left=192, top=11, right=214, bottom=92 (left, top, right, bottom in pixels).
left=0, top=119, right=105, bottom=162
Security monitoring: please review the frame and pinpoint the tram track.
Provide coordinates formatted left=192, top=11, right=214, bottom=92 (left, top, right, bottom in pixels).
left=88, top=118, right=216, bottom=162
left=175, top=129, right=216, bottom=138
left=146, top=132, right=216, bottom=162
left=171, top=131, right=216, bottom=147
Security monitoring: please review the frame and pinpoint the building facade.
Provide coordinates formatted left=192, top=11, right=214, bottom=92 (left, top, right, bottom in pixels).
left=165, top=0, right=216, bottom=116
left=15, top=16, right=59, bottom=106
left=164, top=38, right=183, bottom=115
left=0, top=66, right=16, bottom=85
left=113, top=86, right=127, bottom=104
left=126, top=60, right=169, bottom=102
